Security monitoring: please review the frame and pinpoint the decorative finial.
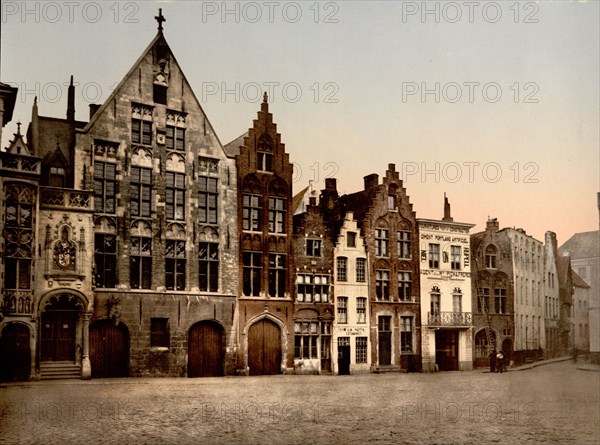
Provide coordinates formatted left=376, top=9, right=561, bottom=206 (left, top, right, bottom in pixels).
left=263, top=91, right=268, bottom=103
left=155, top=8, right=166, bottom=32
left=16, top=121, right=21, bottom=134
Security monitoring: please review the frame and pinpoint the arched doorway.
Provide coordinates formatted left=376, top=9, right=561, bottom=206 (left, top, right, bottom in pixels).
left=89, top=320, right=129, bottom=378
left=248, top=318, right=282, bottom=375
left=188, top=321, right=224, bottom=377
left=0, top=324, right=31, bottom=382
left=41, top=294, right=84, bottom=362
left=474, top=329, right=496, bottom=368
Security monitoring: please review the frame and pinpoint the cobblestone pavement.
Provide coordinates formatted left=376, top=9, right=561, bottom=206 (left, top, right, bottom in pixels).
left=1, top=361, right=598, bottom=445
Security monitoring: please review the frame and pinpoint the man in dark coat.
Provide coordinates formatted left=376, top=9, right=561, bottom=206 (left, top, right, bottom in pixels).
left=488, top=349, right=497, bottom=373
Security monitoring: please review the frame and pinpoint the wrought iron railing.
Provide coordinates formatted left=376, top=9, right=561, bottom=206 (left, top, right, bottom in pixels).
left=428, top=311, right=472, bottom=327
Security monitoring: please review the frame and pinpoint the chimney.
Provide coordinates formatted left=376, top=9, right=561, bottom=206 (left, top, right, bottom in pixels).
left=486, top=218, right=499, bottom=233
left=325, top=178, right=337, bottom=192
left=67, top=75, right=75, bottom=122
left=364, top=173, right=379, bottom=190
left=442, top=193, right=453, bottom=222
left=545, top=231, right=558, bottom=258
left=89, top=104, right=101, bottom=120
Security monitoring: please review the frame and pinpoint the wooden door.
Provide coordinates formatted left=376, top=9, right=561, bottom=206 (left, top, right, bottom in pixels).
left=321, top=336, right=331, bottom=373
left=41, top=312, right=76, bottom=362
left=338, top=346, right=350, bottom=375
left=90, top=320, right=129, bottom=378
left=378, top=316, right=391, bottom=366
left=0, top=324, right=30, bottom=382
left=248, top=319, right=281, bottom=376
left=435, top=330, right=459, bottom=371
left=188, top=321, right=224, bottom=377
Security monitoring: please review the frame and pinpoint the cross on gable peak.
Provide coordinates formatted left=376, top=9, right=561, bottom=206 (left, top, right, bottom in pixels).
left=155, top=8, right=166, bottom=32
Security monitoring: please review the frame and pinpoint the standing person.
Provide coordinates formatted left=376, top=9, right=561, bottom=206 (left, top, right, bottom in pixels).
left=496, top=350, right=505, bottom=373
left=488, top=349, right=497, bottom=373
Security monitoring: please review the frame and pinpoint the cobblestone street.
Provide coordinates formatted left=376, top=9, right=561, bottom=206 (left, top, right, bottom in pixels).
left=1, top=361, right=598, bottom=445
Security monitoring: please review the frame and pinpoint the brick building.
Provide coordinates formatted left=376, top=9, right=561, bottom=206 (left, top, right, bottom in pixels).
left=225, top=94, right=295, bottom=375
left=544, top=232, right=561, bottom=358
left=335, top=164, right=421, bottom=372
left=470, top=219, right=515, bottom=367
left=292, top=194, right=335, bottom=374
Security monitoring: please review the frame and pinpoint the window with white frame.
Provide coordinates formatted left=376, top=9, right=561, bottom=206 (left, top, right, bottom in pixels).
left=375, top=229, right=389, bottom=257
left=357, top=297, right=367, bottom=323
left=337, top=297, right=348, bottom=323
left=400, top=316, right=413, bottom=352
left=398, top=271, right=412, bottom=301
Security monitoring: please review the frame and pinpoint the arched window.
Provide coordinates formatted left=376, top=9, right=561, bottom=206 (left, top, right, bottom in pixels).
left=485, top=244, right=497, bottom=269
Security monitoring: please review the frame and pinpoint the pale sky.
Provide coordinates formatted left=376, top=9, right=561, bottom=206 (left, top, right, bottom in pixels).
left=1, top=0, right=598, bottom=244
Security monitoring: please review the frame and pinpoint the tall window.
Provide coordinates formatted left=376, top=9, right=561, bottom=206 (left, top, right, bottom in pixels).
left=357, top=297, right=367, bottom=323
left=495, top=288, right=507, bottom=314
left=94, top=162, right=116, bottom=214
left=400, top=316, right=413, bottom=352
left=166, top=172, right=185, bottom=220
left=130, top=167, right=151, bottom=217
left=375, top=229, right=388, bottom=257
left=243, top=252, right=262, bottom=296
left=95, top=234, right=116, bottom=288
left=294, top=322, right=318, bottom=359
left=356, top=337, right=367, bottom=363
left=397, top=231, right=411, bottom=259
left=268, top=198, right=286, bottom=233
left=451, top=245, right=461, bottom=270
left=485, top=245, right=497, bottom=269
left=258, top=152, right=273, bottom=172
left=430, top=286, right=441, bottom=315
left=356, top=258, right=366, bottom=282
left=337, top=257, right=347, bottom=282
left=165, top=240, right=186, bottom=291
left=132, top=119, right=152, bottom=145
left=453, top=288, right=462, bottom=313
left=130, top=236, right=152, bottom=289
left=4, top=185, right=33, bottom=290
left=166, top=126, right=185, bottom=151
left=306, top=239, right=322, bottom=257
left=387, top=194, right=397, bottom=210
left=297, top=274, right=330, bottom=303
left=150, top=318, right=169, bottom=348
left=199, top=177, right=218, bottom=224
left=398, top=271, right=412, bottom=301
left=242, top=194, right=261, bottom=231
left=477, top=287, right=490, bottom=313
left=199, top=242, right=219, bottom=292
left=268, top=254, right=286, bottom=297
left=429, top=243, right=440, bottom=269
left=376, top=270, right=390, bottom=300
left=347, top=231, right=356, bottom=248
left=337, top=297, right=348, bottom=323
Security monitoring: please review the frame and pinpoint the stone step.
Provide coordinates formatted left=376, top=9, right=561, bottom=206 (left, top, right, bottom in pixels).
left=371, top=365, right=404, bottom=374
left=40, top=362, right=80, bottom=380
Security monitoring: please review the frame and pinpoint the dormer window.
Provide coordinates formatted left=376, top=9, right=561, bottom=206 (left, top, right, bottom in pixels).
left=49, top=167, right=66, bottom=188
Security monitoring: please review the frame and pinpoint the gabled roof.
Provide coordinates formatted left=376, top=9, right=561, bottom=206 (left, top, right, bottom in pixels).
left=5, top=127, right=30, bottom=155
left=292, top=185, right=310, bottom=215
left=572, top=270, right=590, bottom=289
left=556, top=256, right=571, bottom=287
left=224, top=131, right=248, bottom=158
left=559, top=230, right=600, bottom=260
left=80, top=31, right=225, bottom=154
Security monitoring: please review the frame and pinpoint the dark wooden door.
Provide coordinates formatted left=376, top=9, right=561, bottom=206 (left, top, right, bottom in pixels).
left=188, top=321, right=224, bottom=377
left=378, top=316, right=391, bottom=366
left=0, top=324, right=30, bottom=382
left=338, top=345, right=350, bottom=375
left=41, top=312, right=76, bottom=362
left=248, top=319, right=281, bottom=376
left=90, top=320, right=129, bottom=378
left=435, top=330, right=458, bottom=371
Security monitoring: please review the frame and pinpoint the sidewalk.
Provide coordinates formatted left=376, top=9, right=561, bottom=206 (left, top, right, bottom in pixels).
left=481, top=355, right=576, bottom=373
